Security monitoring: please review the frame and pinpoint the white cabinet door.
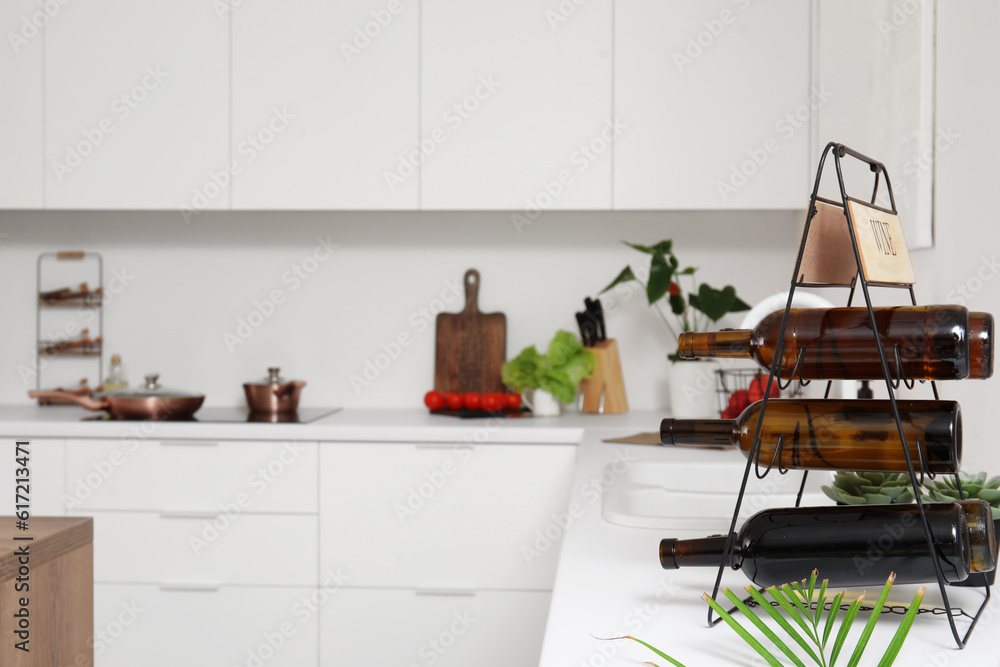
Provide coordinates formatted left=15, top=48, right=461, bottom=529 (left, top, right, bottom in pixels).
left=94, top=584, right=318, bottom=667
left=65, top=438, right=318, bottom=514
left=0, top=438, right=64, bottom=516
left=321, top=588, right=551, bottom=667
left=0, top=1, right=44, bottom=207
left=614, top=1, right=811, bottom=209
left=320, top=442, right=576, bottom=590
left=420, top=0, right=613, bottom=210
left=82, top=511, right=317, bottom=586
left=44, top=0, right=228, bottom=210
left=231, top=0, right=419, bottom=209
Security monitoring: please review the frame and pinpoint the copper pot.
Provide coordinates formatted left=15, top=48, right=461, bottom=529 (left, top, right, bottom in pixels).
left=29, top=374, right=204, bottom=420
left=243, top=368, right=306, bottom=414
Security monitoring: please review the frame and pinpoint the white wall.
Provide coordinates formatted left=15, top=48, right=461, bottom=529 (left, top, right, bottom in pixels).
left=0, top=209, right=803, bottom=414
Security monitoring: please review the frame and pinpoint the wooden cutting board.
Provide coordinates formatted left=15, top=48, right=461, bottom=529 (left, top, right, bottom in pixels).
left=435, top=269, right=506, bottom=394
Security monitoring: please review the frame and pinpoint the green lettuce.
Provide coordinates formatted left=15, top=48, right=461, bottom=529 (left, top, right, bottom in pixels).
left=502, top=330, right=595, bottom=405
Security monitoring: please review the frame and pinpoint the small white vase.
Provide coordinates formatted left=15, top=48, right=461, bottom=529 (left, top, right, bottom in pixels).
left=529, top=388, right=561, bottom=417
left=668, top=358, right=720, bottom=418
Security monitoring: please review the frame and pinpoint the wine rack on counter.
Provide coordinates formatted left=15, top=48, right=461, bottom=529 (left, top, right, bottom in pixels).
left=688, top=143, right=991, bottom=649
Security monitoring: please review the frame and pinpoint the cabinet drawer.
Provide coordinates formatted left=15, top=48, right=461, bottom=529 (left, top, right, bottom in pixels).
left=83, top=511, right=316, bottom=586
left=94, top=583, right=318, bottom=667
left=65, top=438, right=317, bottom=513
left=321, top=588, right=550, bottom=667
left=320, top=443, right=576, bottom=590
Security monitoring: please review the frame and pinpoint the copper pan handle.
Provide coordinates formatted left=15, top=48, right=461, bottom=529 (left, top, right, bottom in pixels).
left=28, top=390, right=109, bottom=411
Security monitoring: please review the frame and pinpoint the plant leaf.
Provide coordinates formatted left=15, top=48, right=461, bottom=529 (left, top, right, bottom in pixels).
left=678, top=266, right=696, bottom=275
left=781, top=584, right=818, bottom=641
left=846, top=573, right=895, bottom=667
left=767, top=586, right=818, bottom=644
left=690, top=284, right=749, bottom=321
left=624, top=240, right=673, bottom=256
left=745, top=587, right=820, bottom=664
left=601, top=265, right=636, bottom=293
left=722, top=589, right=807, bottom=667
left=823, top=591, right=845, bottom=648
left=830, top=594, right=864, bottom=667
left=647, top=254, right=674, bottom=304
left=668, top=293, right=686, bottom=316
left=600, top=636, right=687, bottom=667
left=876, top=586, right=925, bottom=667
left=702, top=594, right=785, bottom=667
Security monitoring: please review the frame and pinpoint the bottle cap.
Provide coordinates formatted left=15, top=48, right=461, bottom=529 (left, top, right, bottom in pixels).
left=659, top=538, right=680, bottom=569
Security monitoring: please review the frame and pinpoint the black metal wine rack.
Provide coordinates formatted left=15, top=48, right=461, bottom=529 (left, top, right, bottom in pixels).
left=705, top=142, right=990, bottom=649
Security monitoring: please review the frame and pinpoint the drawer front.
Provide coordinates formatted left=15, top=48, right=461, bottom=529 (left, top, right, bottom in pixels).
left=82, top=511, right=316, bottom=586
left=321, top=588, right=550, bottom=667
left=320, top=443, right=576, bottom=590
left=65, top=438, right=317, bottom=513
left=0, top=438, right=65, bottom=516
left=94, top=583, right=318, bottom=667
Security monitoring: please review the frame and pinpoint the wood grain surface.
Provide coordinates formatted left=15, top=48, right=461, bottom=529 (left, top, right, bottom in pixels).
left=435, top=269, right=507, bottom=394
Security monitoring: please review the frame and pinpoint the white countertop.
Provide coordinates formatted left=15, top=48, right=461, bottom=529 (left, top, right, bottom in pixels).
left=538, top=431, right=1000, bottom=667
left=0, top=405, right=663, bottom=444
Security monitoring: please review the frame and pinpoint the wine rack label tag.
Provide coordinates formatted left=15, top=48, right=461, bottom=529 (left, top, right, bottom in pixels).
left=798, top=201, right=858, bottom=286
left=846, top=199, right=916, bottom=285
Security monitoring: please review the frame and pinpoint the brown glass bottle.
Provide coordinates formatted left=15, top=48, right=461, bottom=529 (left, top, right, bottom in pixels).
left=659, top=501, right=998, bottom=587
left=676, top=305, right=994, bottom=380
left=660, top=399, right=961, bottom=473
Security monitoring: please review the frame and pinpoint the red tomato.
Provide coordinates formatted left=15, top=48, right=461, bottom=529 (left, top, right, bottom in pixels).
left=727, top=389, right=750, bottom=415
left=747, top=374, right=780, bottom=403
left=445, top=392, right=465, bottom=411
left=464, top=392, right=482, bottom=411
left=481, top=393, right=502, bottom=412
left=504, top=393, right=522, bottom=410
left=424, top=390, right=444, bottom=411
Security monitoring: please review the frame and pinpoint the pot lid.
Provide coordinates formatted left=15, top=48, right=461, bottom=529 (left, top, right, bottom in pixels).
left=104, top=374, right=203, bottom=399
left=246, top=367, right=295, bottom=386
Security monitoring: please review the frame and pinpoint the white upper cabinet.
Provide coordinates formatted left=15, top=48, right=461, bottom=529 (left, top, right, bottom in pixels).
left=231, top=0, right=419, bottom=209
left=614, top=1, right=812, bottom=210
left=0, top=1, right=44, bottom=208
left=420, top=0, right=613, bottom=210
left=44, top=0, right=228, bottom=210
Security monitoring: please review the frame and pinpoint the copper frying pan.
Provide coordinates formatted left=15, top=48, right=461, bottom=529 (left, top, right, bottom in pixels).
left=29, top=374, right=204, bottom=420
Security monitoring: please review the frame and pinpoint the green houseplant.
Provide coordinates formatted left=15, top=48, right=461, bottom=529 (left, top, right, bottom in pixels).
left=601, top=239, right=751, bottom=360
left=502, top=330, right=595, bottom=414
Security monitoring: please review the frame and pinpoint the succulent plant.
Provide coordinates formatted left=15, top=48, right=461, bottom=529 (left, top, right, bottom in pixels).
left=822, top=471, right=916, bottom=505
left=922, top=472, right=1000, bottom=520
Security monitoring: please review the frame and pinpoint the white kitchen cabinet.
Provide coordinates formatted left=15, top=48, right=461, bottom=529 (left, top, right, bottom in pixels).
left=321, top=588, right=551, bottom=667
left=94, top=583, right=318, bottom=667
left=44, top=0, right=228, bottom=209
left=420, top=0, right=613, bottom=210
left=614, top=0, right=812, bottom=209
left=0, top=438, right=65, bottom=516
left=0, top=1, right=44, bottom=207
left=65, top=438, right=318, bottom=514
left=82, top=511, right=317, bottom=586
left=320, top=442, right=576, bottom=590
left=231, top=0, right=419, bottom=209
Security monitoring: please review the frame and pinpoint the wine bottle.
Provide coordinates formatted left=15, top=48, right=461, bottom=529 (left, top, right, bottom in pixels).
left=659, top=399, right=961, bottom=473
left=676, top=305, right=994, bottom=380
left=659, top=501, right=997, bottom=587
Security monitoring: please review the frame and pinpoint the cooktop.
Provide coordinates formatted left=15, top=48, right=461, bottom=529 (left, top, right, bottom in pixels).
left=84, top=407, right=341, bottom=423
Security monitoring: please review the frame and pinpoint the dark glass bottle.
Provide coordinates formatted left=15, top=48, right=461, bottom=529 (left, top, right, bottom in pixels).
left=676, top=306, right=994, bottom=380
left=660, top=399, right=961, bottom=473
left=659, top=501, right=998, bottom=587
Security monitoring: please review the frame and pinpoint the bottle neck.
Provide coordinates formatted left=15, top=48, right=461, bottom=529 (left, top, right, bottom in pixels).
left=677, top=330, right=753, bottom=359
left=660, top=418, right=738, bottom=447
left=660, top=536, right=738, bottom=569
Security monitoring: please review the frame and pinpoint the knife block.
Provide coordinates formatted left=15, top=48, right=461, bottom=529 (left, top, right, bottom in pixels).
left=580, top=339, right=628, bottom=414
